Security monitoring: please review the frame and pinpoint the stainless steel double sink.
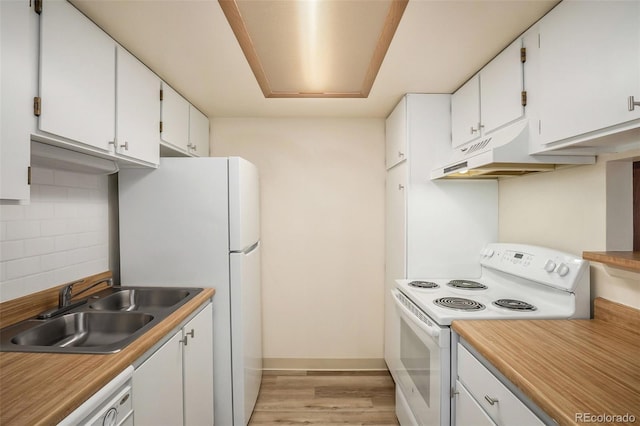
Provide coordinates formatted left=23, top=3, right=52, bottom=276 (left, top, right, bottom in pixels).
left=0, top=286, right=202, bottom=354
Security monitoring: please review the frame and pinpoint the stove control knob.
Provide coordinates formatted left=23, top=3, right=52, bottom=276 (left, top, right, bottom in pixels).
left=556, top=263, right=570, bottom=277
left=544, top=259, right=557, bottom=272
left=483, top=248, right=495, bottom=258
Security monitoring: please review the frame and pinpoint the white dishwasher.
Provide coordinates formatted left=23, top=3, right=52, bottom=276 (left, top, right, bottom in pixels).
left=58, top=366, right=134, bottom=426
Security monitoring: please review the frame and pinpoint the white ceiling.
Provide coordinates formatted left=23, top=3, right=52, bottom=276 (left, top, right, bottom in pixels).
left=71, top=0, right=558, bottom=119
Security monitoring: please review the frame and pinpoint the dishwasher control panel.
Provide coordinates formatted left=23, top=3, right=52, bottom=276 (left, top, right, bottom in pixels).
left=85, top=383, right=133, bottom=426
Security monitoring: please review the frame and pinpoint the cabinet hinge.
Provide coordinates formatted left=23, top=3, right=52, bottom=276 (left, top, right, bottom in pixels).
left=159, top=89, right=163, bottom=101
left=521, top=91, right=527, bottom=107
left=33, top=97, right=41, bottom=116
left=34, top=0, right=42, bottom=14
left=520, top=47, right=526, bottom=63
left=159, top=121, right=163, bottom=133
left=27, top=166, right=32, bottom=185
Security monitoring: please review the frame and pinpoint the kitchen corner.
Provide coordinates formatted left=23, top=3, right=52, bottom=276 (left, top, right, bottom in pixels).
left=0, top=272, right=215, bottom=425
left=452, top=298, right=640, bottom=426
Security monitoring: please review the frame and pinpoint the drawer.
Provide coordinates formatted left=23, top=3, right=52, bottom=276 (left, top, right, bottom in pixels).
left=457, top=344, right=544, bottom=426
left=455, top=380, right=496, bottom=426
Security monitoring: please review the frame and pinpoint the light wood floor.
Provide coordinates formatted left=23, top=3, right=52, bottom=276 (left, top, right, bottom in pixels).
left=248, top=370, right=400, bottom=425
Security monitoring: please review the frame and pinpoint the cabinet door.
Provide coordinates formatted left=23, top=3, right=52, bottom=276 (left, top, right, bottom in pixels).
left=1, top=0, right=38, bottom=201
left=116, top=47, right=160, bottom=166
left=183, top=303, right=214, bottom=426
left=188, top=105, right=210, bottom=157
left=161, top=83, right=190, bottom=153
left=384, top=162, right=407, bottom=373
left=481, top=39, right=524, bottom=134
left=454, top=381, right=496, bottom=426
left=39, top=0, right=115, bottom=152
left=385, top=97, right=407, bottom=169
left=538, top=0, right=640, bottom=145
left=133, top=331, right=184, bottom=426
left=451, top=74, right=481, bottom=148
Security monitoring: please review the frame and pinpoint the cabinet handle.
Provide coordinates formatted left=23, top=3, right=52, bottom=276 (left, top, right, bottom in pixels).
left=120, top=141, right=129, bottom=151
left=629, top=96, right=640, bottom=111
left=186, top=329, right=195, bottom=338
left=398, top=184, right=405, bottom=190
left=398, top=151, right=405, bottom=158
left=180, top=336, right=188, bottom=346
left=470, top=126, right=478, bottom=134
left=484, top=395, right=499, bottom=405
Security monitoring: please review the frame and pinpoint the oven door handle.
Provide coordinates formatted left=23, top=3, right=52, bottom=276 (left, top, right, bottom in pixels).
left=392, top=289, right=441, bottom=339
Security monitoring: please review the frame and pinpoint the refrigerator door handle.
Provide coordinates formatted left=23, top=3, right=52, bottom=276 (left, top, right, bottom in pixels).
left=231, top=241, right=260, bottom=255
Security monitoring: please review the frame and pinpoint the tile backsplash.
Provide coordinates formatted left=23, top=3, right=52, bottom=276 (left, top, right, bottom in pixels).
left=0, top=167, right=109, bottom=302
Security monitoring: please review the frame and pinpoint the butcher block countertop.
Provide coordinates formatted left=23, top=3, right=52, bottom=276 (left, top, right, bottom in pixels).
left=0, top=274, right=215, bottom=426
left=452, top=298, right=640, bottom=426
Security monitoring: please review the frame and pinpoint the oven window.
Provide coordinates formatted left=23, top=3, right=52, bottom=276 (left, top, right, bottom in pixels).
left=400, top=320, right=431, bottom=406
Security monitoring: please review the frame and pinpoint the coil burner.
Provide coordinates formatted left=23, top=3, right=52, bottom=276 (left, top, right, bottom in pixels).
left=433, top=297, right=485, bottom=311
left=447, top=280, right=488, bottom=290
left=493, top=299, right=537, bottom=311
left=408, top=281, right=440, bottom=289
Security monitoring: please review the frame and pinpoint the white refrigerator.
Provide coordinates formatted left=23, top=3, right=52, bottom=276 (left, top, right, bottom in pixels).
left=118, top=157, right=262, bottom=426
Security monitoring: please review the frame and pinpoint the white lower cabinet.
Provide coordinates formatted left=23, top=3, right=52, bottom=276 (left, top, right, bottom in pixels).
left=133, top=302, right=214, bottom=426
left=456, top=344, right=544, bottom=426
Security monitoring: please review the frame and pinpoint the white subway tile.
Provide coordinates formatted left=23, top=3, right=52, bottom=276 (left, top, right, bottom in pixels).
left=5, top=257, right=41, bottom=280
left=0, top=241, right=25, bottom=261
left=24, top=202, right=55, bottom=220
left=54, top=170, right=100, bottom=189
left=24, top=237, right=56, bottom=257
left=41, top=219, right=68, bottom=237
left=54, top=203, right=78, bottom=219
left=0, top=204, right=26, bottom=221
left=55, top=234, right=79, bottom=251
left=0, top=277, right=27, bottom=302
left=41, top=252, right=66, bottom=272
left=30, top=167, right=55, bottom=185
left=38, top=185, right=67, bottom=201
left=4, top=221, right=40, bottom=241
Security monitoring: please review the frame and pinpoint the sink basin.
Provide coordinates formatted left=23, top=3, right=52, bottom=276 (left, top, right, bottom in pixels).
left=89, top=288, right=191, bottom=311
left=10, top=312, right=153, bottom=350
left=0, top=286, right=203, bottom=354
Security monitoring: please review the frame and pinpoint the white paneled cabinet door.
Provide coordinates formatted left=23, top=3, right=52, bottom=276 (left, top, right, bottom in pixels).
left=538, top=0, right=640, bottom=145
left=116, top=47, right=160, bottom=166
left=480, top=39, right=524, bottom=134
left=133, top=331, right=184, bottom=426
left=455, top=381, right=496, bottom=426
left=183, top=303, right=214, bottom=426
left=384, top=161, right=407, bottom=376
left=188, top=105, right=210, bottom=157
left=385, top=97, right=407, bottom=169
left=161, top=82, right=190, bottom=153
left=0, top=0, right=37, bottom=201
left=451, top=74, right=481, bottom=148
left=39, top=0, right=115, bottom=152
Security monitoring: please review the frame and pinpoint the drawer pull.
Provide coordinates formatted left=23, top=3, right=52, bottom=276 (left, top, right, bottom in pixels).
left=484, top=395, right=499, bottom=405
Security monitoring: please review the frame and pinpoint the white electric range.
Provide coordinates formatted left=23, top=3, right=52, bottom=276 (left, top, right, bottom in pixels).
left=388, top=243, right=590, bottom=426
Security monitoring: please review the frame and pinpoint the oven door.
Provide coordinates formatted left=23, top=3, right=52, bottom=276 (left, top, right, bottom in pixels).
left=392, top=289, right=450, bottom=426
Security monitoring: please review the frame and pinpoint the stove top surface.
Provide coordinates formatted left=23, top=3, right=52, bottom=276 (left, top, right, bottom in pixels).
left=396, top=275, right=576, bottom=325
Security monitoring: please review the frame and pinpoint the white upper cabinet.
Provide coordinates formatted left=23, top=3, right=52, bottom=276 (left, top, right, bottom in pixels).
left=1, top=0, right=38, bottom=201
left=536, top=0, right=640, bottom=147
left=161, top=82, right=190, bottom=154
left=39, top=0, right=115, bottom=152
left=188, top=105, right=210, bottom=157
left=115, top=47, right=160, bottom=166
left=385, top=97, right=407, bottom=169
left=452, top=39, right=524, bottom=148
left=451, top=74, right=481, bottom=147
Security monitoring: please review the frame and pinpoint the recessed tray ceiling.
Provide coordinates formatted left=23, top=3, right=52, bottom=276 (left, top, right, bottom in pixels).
left=219, top=0, right=408, bottom=98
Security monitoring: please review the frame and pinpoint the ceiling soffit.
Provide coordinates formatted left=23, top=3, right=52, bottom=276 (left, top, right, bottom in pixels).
left=219, top=0, right=408, bottom=98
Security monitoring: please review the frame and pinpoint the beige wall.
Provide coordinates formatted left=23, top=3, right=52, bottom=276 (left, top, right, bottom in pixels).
left=211, top=117, right=386, bottom=369
left=499, top=147, right=640, bottom=310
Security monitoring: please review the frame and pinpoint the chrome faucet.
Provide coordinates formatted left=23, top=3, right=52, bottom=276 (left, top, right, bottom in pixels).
left=38, top=278, right=114, bottom=319
left=59, top=277, right=114, bottom=308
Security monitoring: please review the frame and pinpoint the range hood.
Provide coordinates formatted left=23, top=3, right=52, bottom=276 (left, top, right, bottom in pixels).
left=431, top=119, right=595, bottom=179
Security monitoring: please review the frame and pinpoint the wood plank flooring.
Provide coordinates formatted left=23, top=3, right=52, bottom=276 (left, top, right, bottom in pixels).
left=248, top=370, right=400, bottom=425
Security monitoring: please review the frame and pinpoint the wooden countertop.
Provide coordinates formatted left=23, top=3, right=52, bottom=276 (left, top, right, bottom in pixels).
left=452, top=298, right=640, bottom=426
left=0, top=287, right=215, bottom=425
left=583, top=251, right=640, bottom=272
